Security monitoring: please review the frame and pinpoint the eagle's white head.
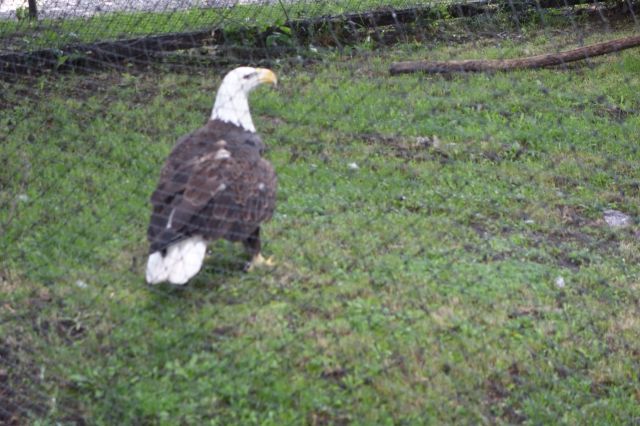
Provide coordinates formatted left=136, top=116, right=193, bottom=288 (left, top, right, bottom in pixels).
left=211, top=67, right=278, bottom=132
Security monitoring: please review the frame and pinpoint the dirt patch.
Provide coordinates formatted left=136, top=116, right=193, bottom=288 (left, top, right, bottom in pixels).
left=38, top=317, right=87, bottom=343
left=357, top=132, right=453, bottom=164
left=552, top=175, right=584, bottom=191
left=308, top=409, right=351, bottom=426
left=466, top=203, right=621, bottom=271
left=599, top=104, right=635, bottom=122
left=357, top=132, right=537, bottom=165
left=0, top=336, right=48, bottom=425
left=484, top=363, right=527, bottom=424
left=320, top=366, right=349, bottom=381
left=2, top=72, right=127, bottom=113
left=522, top=227, right=617, bottom=271
left=572, top=95, right=637, bottom=123
left=508, top=306, right=562, bottom=319
left=590, top=378, right=616, bottom=398
left=1, top=287, right=89, bottom=425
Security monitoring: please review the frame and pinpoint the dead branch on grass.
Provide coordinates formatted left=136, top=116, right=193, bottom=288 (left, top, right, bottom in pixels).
left=389, top=34, right=640, bottom=74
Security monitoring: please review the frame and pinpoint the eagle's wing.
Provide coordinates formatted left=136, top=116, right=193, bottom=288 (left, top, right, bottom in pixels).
left=148, top=142, right=277, bottom=253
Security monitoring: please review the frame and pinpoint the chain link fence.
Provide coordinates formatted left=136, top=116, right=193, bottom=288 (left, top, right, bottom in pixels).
left=2, top=0, right=640, bottom=424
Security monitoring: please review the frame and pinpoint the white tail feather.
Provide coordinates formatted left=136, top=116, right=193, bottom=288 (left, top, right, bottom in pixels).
left=145, top=236, right=207, bottom=285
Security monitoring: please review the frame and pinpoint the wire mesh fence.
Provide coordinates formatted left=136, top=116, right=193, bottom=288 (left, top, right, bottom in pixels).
left=2, top=0, right=640, bottom=424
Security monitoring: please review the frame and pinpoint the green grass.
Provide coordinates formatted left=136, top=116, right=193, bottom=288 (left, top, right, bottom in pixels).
left=2, top=21, right=640, bottom=425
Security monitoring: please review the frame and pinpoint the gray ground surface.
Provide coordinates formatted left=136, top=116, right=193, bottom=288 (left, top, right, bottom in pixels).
left=0, top=0, right=280, bottom=19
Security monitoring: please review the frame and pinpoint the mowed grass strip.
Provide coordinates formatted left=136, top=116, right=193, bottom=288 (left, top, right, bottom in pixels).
left=0, top=0, right=425, bottom=51
left=1, top=23, right=640, bottom=424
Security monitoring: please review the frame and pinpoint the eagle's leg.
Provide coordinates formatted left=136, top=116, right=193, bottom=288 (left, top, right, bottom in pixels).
left=243, top=227, right=274, bottom=271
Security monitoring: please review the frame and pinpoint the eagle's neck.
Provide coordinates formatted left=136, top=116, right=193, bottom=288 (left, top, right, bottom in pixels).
left=210, top=86, right=256, bottom=132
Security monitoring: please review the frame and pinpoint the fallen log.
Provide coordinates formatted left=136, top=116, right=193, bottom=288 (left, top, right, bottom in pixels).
left=286, top=0, right=599, bottom=35
left=0, top=29, right=223, bottom=75
left=390, top=34, right=640, bottom=74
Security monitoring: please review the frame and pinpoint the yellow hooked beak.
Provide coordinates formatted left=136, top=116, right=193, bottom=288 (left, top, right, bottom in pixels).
left=257, top=68, right=278, bottom=87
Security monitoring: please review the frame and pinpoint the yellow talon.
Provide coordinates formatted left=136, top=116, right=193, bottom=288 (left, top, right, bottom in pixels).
left=247, top=253, right=275, bottom=271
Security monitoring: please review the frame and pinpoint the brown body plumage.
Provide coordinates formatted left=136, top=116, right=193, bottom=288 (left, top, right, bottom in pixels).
left=147, top=120, right=277, bottom=254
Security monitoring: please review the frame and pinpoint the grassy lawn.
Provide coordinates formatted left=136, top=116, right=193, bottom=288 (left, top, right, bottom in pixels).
left=2, top=18, right=640, bottom=425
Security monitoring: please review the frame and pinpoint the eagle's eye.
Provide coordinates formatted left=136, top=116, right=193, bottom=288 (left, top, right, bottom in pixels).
left=242, top=72, right=257, bottom=80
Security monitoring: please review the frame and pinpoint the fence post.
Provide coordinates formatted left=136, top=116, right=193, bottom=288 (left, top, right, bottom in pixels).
left=28, top=0, right=38, bottom=19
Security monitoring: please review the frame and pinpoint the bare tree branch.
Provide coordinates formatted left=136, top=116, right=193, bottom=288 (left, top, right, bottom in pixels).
left=390, top=35, right=640, bottom=75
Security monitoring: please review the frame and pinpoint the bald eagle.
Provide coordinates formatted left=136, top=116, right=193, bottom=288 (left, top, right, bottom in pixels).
left=146, top=67, right=278, bottom=285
